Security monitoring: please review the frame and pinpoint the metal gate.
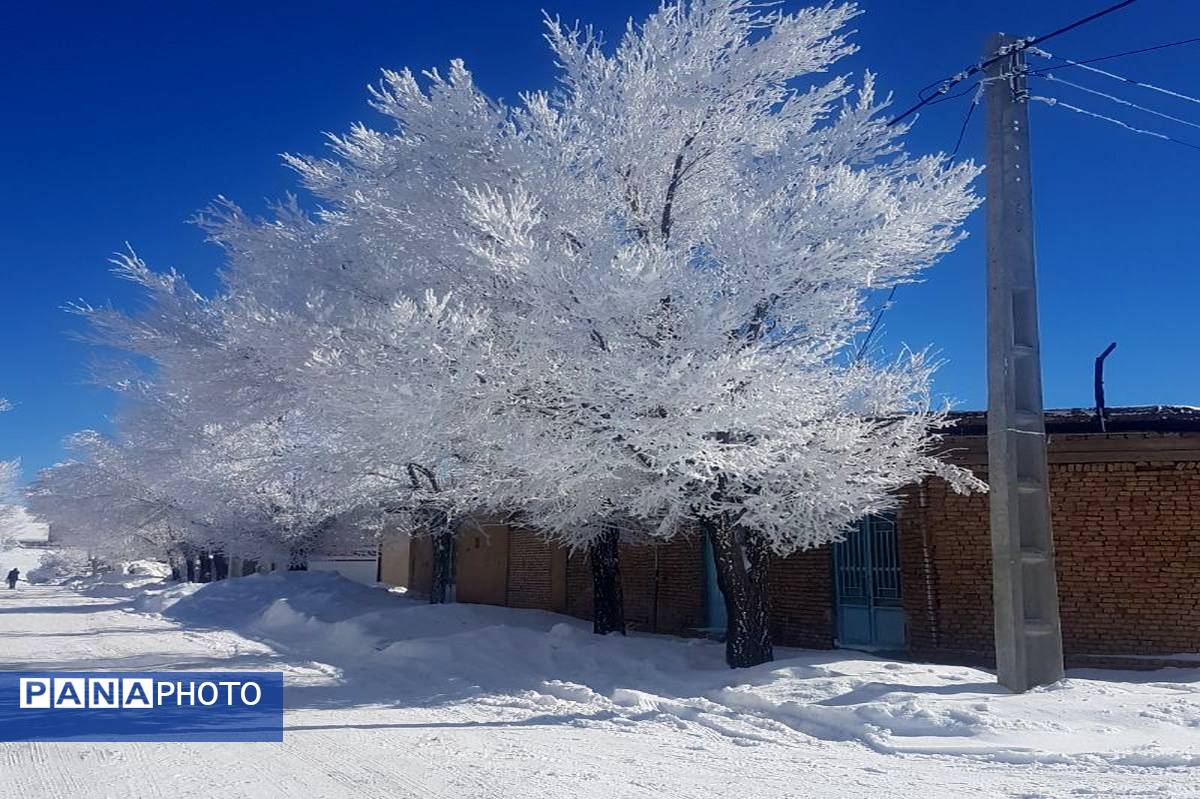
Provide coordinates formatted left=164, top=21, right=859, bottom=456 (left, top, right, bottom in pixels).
left=833, top=514, right=906, bottom=650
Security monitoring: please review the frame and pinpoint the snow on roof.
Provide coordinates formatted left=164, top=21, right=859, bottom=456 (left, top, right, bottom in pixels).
left=944, top=405, right=1200, bottom=436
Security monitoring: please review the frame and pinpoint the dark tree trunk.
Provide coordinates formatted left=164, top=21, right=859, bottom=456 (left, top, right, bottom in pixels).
left=184, top=554, right=196, bottom=583
left=700, top=513, right=773, bottom=668
left=406, top=465, right=453, bottom=605
left=197, top=551, right=213, bottom=583
left=589, top=525, right=626, bottom=635
left=213, top=553, right=229, bottom=581
left=287, top=548, right=308, bottom=571
left=242, top=559, right=258, bottom=576
left=429, top=524, right=454, bottom=604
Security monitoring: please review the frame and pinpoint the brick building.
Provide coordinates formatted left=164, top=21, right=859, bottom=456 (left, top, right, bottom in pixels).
left=383, top=406, right=1200, bottom=668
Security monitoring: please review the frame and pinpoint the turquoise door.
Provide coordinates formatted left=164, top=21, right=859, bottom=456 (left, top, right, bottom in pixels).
left=701, top=534, right=727, bottom=635
left=833, top=514, right=906, bottom=650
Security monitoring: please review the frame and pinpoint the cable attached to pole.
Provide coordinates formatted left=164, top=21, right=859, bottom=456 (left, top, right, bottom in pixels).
left=1030, top=94, right=1200, bottom=151
left=888, top=0, right=1140, bottom=126
left=1026, top=36, right=1200, bottom=75
left=1038, top=73, right=1200, bottom=131
left=1030, top=48, right=1200, bottom=106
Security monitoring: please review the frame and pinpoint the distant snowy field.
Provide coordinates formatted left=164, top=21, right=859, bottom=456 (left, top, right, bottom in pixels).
left=2, top=571, right=1198, bottom=798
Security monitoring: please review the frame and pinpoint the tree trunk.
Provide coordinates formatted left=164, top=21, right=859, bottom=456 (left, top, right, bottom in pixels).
left=213, top=553, right=229, bottom=581
left=429, top=523, right=454, bottom=604
left=242, top=559, right=258, bottom=576
left=287, top=547, right=308, bottom=570
left=184, top=554, right=196, bottom=583
left=197, top=551, right=213, bottom=583
left=701, top=513, right=773, bottom=668
left=589, top=525, right=625, bottom=635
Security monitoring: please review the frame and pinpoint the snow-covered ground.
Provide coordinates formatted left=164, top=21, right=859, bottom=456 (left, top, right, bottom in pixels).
left=0, top=543, right=48, bottom=578
left=1, top=572, right=1197, bottom=798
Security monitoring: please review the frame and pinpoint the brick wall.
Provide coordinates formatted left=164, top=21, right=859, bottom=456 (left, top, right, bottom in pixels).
left=904, top=434, right=1200, bottom=665
left=505, top=528, right=554, bottom=610
left=899, top=475, right=995, bottom=660
left=1052, top=461, right=1200, bottom=658
left=565, top=548, right=591, bottom=621
left=562, top=536, right=705, bottom=635
left=653, top=535, right=706, bottom=634
left=620, top=541, right=658, bottom=630
left=501, top=432, right=1200, bottom=666
left=557, top=531, right=832, bottom=646
left=768, top=548, right=834, bottom=649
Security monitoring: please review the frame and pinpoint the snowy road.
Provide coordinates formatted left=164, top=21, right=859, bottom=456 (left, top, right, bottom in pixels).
left=0, top=580, right=1197, bottom=799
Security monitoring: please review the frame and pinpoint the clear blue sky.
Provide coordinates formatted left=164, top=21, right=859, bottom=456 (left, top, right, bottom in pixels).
left=2, top=0, right=1198, bottom=480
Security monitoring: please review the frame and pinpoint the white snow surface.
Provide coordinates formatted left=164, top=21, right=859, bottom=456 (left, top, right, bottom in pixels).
left=0, top=544, right=47, bottom=578
left=1, top=572, right=1198, bottom=798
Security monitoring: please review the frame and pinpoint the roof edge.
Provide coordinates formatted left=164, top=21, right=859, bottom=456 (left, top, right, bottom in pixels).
left=944, top=405, right=1200, bottom=436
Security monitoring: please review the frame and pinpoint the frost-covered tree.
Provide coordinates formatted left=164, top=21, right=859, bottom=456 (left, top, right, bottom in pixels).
left=0, top=461, right=20, bottom=551
left=191, top=64, right=535, bottom=601
left=193, top=200, right=495, bottom=596
left=438, top=0, right=985, bottom=664
left=26, top=433, right=188, bottom=563
left=226, top=0, right=983, bottom=652
left=61, top=250, right=356, bottom=573
left=0, top=459, right=17, bottom=503
left=47, top=1, right=982, bottom=667
left=1, top=399, right=24, bottom=547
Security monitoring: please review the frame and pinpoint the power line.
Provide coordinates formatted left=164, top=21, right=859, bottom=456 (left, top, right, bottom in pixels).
left=1027, top=0, right=1139, bottom=48
left=1030, top=94, right=1200, bottom=151
left=861, top=78, right=983, bottom=359
left=853, top=285, right=897, bottom=362
left=869, top=1, right=1147, bottom=360
left=889, top=0, right=1141, bottom=127
left=1037, top=73, right=1200, bottom=131
left=1030, top=48, right=1200, bottom=106
left=926, top=80, right=983, bottom=106
left=950, top=83, right=986, bottom=159
left=1026, top=36, right=1200, bottom=75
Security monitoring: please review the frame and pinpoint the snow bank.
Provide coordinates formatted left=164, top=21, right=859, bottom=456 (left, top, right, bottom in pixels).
left=64, top=560, right=173, bottom=598
left=130, top=580, right=206, bottom=613
left=159, top=570, right=402, bottom=626
left=138, top=572, right=1200, bottom=769
left=124, top=559, right=172, bottom=578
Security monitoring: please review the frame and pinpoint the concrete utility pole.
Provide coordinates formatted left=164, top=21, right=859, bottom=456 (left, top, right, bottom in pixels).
left=984, top=32, right=1065, bottom=692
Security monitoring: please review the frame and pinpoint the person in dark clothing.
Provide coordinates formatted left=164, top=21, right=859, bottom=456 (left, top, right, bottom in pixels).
left=6, top=568, right=18, bottom=589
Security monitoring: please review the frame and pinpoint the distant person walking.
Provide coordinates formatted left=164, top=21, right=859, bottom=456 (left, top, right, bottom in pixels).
left=6, top=568, right=18, bottom=589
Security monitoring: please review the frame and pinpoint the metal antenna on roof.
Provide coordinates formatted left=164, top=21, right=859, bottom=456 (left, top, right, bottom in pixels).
left=1094, top=342, right=1118, bottom=433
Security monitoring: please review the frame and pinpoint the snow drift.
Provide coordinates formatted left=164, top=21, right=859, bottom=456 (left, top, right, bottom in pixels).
left=59, top=559, right=174, bottom=597
left=128, top=571, right=1200, bottom=769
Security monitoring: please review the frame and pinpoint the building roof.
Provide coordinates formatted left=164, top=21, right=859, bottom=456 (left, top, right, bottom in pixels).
left=944, top=405, right=1200, bottom=436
